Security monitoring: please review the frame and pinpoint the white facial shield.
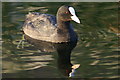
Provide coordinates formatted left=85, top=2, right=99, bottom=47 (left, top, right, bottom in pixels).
left=69, top=7, right=80, bottom=23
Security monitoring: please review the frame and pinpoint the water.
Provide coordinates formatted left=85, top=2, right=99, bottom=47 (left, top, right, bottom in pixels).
left=2, top=2, right=119, bottom=79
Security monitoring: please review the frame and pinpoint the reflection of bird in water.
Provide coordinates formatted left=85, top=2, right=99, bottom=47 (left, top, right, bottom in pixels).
left=23, top=34, right=80, bottom=77
left=69, top=64, right=80, bottom=77
left=58, top=58, right=80, bottom=78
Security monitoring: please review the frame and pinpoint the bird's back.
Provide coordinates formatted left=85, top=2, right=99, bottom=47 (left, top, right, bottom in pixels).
left=23, top=12, right=58, bottom=42
left=23, top=12, right=78, bottom=43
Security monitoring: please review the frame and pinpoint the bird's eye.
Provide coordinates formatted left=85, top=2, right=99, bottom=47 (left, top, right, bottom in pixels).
left=65, top=12, right=68, bottom=14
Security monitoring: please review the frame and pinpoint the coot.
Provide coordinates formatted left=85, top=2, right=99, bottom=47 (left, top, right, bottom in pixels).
left=23, top=5, right=80, bottom=43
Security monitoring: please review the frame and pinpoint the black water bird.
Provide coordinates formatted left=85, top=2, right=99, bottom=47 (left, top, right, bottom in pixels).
left=23, top=5, right=80, bottom=43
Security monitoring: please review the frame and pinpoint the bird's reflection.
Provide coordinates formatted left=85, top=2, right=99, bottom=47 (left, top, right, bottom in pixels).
left=24, top=34, right=80, bottom=77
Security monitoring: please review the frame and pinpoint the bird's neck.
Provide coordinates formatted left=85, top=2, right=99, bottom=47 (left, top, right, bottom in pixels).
left=57, top=18, right=70, bottom=30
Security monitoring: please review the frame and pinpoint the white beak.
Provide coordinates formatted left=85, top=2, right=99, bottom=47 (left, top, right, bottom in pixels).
left=71, top=14, right=80, bottom=23
left=69, top=7, right=80, bottom=23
